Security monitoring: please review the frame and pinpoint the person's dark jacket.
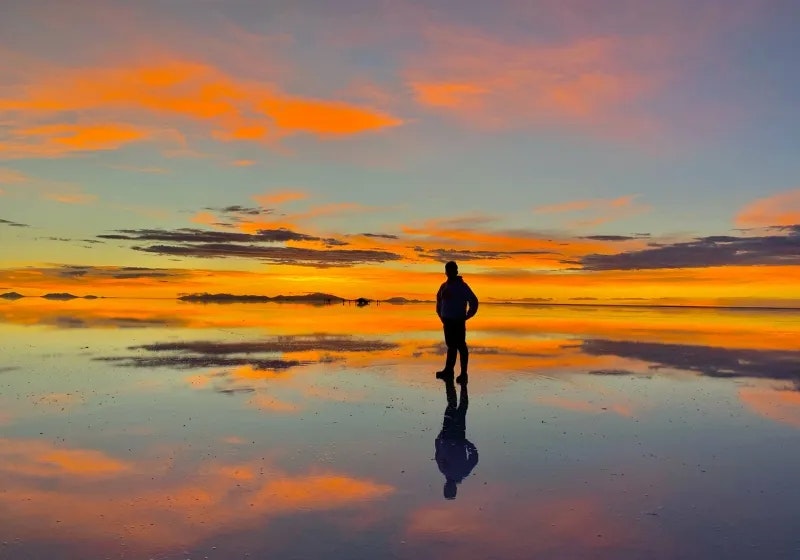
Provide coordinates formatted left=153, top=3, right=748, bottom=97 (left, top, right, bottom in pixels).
left=436, top=276, right=478, bottom=320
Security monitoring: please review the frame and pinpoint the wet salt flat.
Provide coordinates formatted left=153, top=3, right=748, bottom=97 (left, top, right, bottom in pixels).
left=1, top=299, right=800, bottom=559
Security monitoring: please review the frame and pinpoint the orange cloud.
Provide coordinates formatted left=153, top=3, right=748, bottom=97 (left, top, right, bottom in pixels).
left=1, top=122, right=151, bottom=158
left=262, top=97, right=401, bottom=136
left=407, top=30, right=658, bottom=134
left=21, top=122, right=147, bottom=149
left=191, top=211, right=226, bottom=228
left=232, top=159, right=257, bottom=166
left=533, top=194, right=650, bottom=227
left=0, top=59, right=402, bottom=158
left=410, top=82, right=488, bottom=109
left=42, top=189, right=97, bottom=204
left=253, top=189, right=309, bottom=207
left=735, top=189, right=800, bottom=227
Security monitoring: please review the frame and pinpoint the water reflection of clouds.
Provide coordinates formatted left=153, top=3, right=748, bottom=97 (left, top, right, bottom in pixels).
left=0, top=437, right=395, bottom=555
left=580, top=338, right=800, bottom=429
left=95, top=335, right=399, bottom=414
left=96, top=335, right=397, bottom=371
left=3, top=303, right=800, bottom=557
left=188, top=364, right=370, bottom=413
left=582, top=339, right=800, bottom=388
left=405, top=491, right=654, bottom=560
left=739, top=387, right=800, bottom=428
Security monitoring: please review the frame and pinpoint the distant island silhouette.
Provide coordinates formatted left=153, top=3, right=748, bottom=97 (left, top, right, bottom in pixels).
left=42, top=293, right=100, bottom=300
left=1, top=291, right=24, bottom=300
left=178, top=292, right=346, bottom=304
left=383, top=296, right=431, bottom=304
left=0, top=292, right=102, bottom=300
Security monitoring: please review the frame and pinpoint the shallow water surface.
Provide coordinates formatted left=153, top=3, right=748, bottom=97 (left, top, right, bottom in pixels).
left=1, top=300, right=799, bottom=559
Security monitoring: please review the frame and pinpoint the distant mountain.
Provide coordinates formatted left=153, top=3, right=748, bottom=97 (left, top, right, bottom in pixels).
left=179, top=293, right=271, bottom=303
left=382, top=296, right=432, bottom=304
left=42, top=292, right=79, bottom=300
left=273, top=292, right=345, bottom=303
left=0, top=292, right=24, bottom=300
left=178, top=292, right=344, bottom=304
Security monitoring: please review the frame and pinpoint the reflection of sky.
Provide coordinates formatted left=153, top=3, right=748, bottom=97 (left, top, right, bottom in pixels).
left=2, top=302, right=800, bottom=558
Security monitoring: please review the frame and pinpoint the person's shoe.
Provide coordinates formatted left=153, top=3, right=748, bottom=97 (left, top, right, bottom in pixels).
left=456, top=373, right=468, bottom=384
left=435, top=369, right=454, bottom=379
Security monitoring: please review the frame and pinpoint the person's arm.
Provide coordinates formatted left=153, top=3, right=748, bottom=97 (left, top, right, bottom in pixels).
left=465, top=440, right=479, bottom=470
left=465, top=284, right=478, bottom=320
left=436, top=285, right=443, bottom=319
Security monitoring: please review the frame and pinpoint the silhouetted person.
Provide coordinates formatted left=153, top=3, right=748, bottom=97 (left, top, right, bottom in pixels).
left=435, top=376, right=478, bottom=500
left=436, top=261, right=478, bottom=383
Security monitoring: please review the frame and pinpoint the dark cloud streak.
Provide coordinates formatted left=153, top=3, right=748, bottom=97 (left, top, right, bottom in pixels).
left=98, top=227, right=317, bottom=244
left=133, top=242, right=401, bottom=266
left=580, top=229, right=800, bottom=270
left=206, top=205, right=271, bottom=216
left=0, top=218, right=29, bottom=227
left=95, top=335, right=398, bottom=371
left=421, top=248, right=557, bottom=262
left=99, top=226, right=398, bottom=266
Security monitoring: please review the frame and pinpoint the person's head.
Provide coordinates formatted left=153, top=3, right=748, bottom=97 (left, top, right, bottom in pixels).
left=444, top=261, right=459, bottom=279
left=443, top=479, right=458, bottom=500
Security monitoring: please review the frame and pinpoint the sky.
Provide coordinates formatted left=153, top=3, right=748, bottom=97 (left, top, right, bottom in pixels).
left=0, top=0, right=799, bottom=305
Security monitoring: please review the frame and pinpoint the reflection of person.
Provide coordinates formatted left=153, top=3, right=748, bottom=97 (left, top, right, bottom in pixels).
left=435, top=376, right=478, bottom=500
left=435, top=261, right=479, bottom=383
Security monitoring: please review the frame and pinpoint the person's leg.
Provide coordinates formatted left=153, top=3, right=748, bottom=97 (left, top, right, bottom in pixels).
left=455, top=320, right=468, bottom=379
left=439, top=320, right=457, bottom=374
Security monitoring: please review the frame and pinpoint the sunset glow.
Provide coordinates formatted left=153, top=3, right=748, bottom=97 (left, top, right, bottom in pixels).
left=2, top=4, right=799, bottom=558
left=0, top=1, right=797, bottom=306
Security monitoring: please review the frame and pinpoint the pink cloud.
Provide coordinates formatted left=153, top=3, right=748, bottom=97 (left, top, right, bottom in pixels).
left=739, top=386, right=800, bottom=429
left=42, top=189, right=97, bottom=205
left=736, top=189, right=800, bottom=228
left=406, top=28, right=662, bottom=136
left=0, top=167, right=29, bottom=184
left=534, top=194, right=650, bottom=228
left=253, top=189, right=309, bottom=207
